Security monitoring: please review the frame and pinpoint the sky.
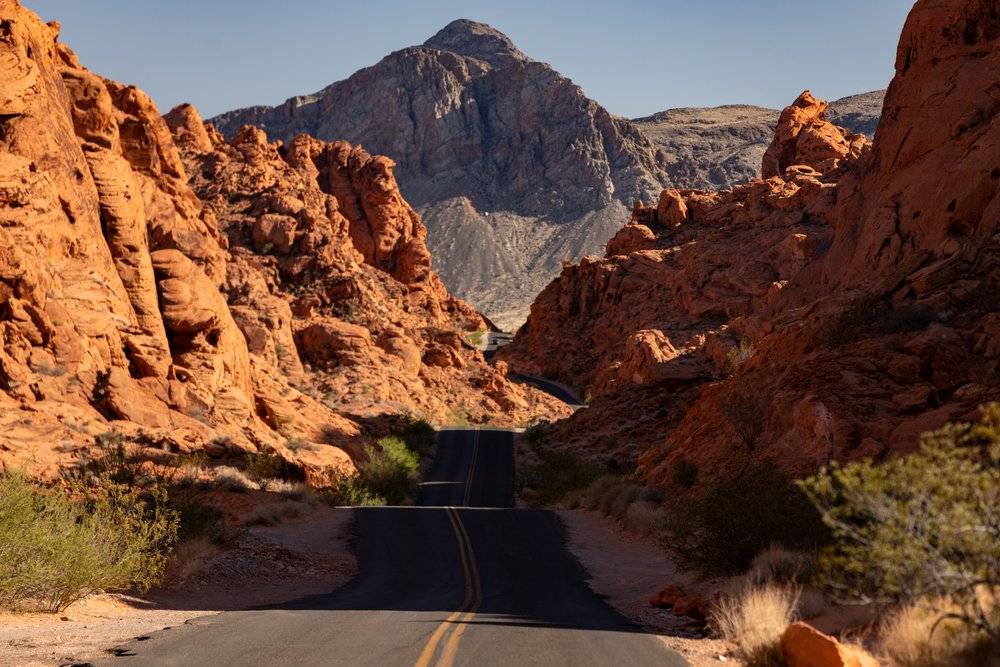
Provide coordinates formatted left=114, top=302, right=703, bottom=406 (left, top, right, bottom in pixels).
left=24, top=1, right=915, bottom=120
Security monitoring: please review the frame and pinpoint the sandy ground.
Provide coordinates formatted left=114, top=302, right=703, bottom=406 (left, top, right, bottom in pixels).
left=0, top=505, right=357, bottom=667
left=558, top=509, right=731, bottom=666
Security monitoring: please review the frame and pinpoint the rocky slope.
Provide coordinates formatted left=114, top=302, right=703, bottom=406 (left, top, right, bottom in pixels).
left=503, top=0, right=1000, bottom=492
left=0, top=1, right=568, bottom=483
left=499, top=91, right=860, bottom=398
left=210, top=20, right=669, bottom=330
left=632, top=90, right=884, bottom=191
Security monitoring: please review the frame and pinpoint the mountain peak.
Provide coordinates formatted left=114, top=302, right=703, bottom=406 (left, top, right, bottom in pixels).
left=423, top=19, right=528, bottom=67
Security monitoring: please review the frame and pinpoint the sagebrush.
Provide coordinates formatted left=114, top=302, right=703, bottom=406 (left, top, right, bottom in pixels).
left=0, top=473, right=178, bottom=612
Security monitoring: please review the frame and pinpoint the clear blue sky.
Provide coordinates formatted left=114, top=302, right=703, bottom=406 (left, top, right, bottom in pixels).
left=24, top=0, right=914, bottom=120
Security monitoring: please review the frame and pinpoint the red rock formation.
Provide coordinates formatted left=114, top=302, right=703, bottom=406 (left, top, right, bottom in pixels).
left=507, top=0, right=1000, bottom=492
left=761, top=90, right=870, bottom=180
left=498, top=174, right=835, bottom=397
left=781, top=622, right=880, bottom=667
left=0, top=0, right=569, bottom=482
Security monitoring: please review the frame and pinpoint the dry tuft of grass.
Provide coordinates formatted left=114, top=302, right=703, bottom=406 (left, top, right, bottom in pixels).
left=878, top=601, right=1000, bottom=667
left=167, top=537, right=224, bottom=583
left=623, top=500, right=663, bottom=537
left=210, top=466, right=260, bottom=492
left=710, top=584, right=799, bottom=667
left=747, top=545, right=819, bottom=585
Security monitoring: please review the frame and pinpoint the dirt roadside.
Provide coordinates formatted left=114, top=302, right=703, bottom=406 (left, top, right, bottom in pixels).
left=557, top=509, right=730, bottom=666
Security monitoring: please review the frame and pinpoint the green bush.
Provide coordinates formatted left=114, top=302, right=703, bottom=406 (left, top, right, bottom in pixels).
left=799, top=404, right=1000, bottom=638
left=360, top=436, right=419, bottom=505
left=399, top=420, right=435, bottom=458
left=0, top=473, right=178, bottom=612
left=662, top=464, right=830, bottom=576
left=319, top=474, right=386, bottom=507
left=172, top=495, right=239, bottom=546
left=245, top=447, right=289, bottom=490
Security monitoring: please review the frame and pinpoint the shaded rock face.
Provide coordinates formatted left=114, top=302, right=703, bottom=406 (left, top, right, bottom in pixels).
left=506, top=0, right=1000, bottom=493
left=0, top=2, right=569, bottom=482
left=211, top=19, right=668, bottom=330
left=632, top=91, right=885, bottom=191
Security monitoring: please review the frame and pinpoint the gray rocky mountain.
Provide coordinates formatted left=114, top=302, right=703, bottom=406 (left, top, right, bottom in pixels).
left=212, top=19, right=884, bottom=330
left=632, top=90, right=885, bottom=191
left=212, top=20, right=667, bottom=330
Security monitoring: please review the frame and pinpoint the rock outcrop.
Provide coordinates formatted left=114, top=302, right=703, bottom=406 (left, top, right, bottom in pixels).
left=210, top=19, right=668, bottom=330
left=0, top=1, right=568, bottom=482
left=632, top=91, right=884, bottom=191
left=506, top=0, right=1000, bottom=491
left=761, top=91, right=869, bottom=180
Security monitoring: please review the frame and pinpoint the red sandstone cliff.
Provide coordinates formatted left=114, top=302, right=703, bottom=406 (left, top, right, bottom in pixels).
left=504, top=0, right=1000, bottom=492
left=0, top=1, right=568, bottom=482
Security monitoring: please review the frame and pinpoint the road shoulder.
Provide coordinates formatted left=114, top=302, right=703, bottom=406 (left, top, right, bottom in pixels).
left=556, top=508, right=729, bottom=666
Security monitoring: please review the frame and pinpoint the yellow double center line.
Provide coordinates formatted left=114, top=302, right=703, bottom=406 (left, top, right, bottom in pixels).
left=415, top=429, right=483, bottom=667
left=462, top=427, right=481, bottom=506
left=413, top=507, right=482, bottom=667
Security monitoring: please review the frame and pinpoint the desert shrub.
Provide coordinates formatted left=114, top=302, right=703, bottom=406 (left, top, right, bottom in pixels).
left=879, top=604, right=964, bottom=667
left=273, top=481, right=318, bottom=505
left=517, top=448, right=607, bottom=507
left=799, top=404, right=1000, bottom=639
left=243, top=504, right=282, bottom=527
left=710, top=584, right=799, bottom=667
left=0, top=473, right=178, bottom=612
left=319, top=474, right=386, bottom=507
left=173, top=452, right=208, bottom=476
left=624, top=500, right=664, bottom=537
left=662, top=464, right=830, bottom=576
left=726, top=341, right=755, bottom=372
left=465, top=328, right=485, bottom=346
left=245, top=447, right=290, bottom=490
left=172, top=495, right=239, bottom=546
left=747, top=546, right=821, bottom=586
left=581, top=475, right=620, bottom=510
left=209, top=466, right=258, bottom=492
left=399, top=419, right=435, bottom=457
left=88, top=430, right=144, bottom=485
left=522, top=422, right=549, bottom=445
left=361, top=436, right=419, bottom=504
left=597, top=482, right=645, bottom=518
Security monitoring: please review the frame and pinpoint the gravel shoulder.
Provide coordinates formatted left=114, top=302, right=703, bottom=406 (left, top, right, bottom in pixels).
left=557, top=508, right=730, bottom=666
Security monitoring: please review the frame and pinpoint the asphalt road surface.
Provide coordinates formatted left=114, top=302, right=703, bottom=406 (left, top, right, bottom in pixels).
left=98, top=429, right=685, bottom=666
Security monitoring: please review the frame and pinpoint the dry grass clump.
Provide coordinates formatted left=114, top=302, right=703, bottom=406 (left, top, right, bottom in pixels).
left=209, top=466, right=260, bottom=492
left=710, top=584, right=799, bottom=667
left=879, top=599, right=1000, bottom=667
left=166, top=536, right=224, bottom=583
left=624, top=500, right=663, bottom=536
left=747, top=545, right=819, bottom=585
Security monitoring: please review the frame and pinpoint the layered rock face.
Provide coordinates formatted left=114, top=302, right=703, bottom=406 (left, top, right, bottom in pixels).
left=632, top=91, right=884, bottom=191
left=0, top=2, right=568, bottom=482
left=506, top=0, right=1000, bottom=491
left=211, top=20, right=668, bottom=330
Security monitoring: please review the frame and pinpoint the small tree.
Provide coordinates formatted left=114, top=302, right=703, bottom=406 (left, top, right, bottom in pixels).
left=799, top=404, right=1000, bottom=638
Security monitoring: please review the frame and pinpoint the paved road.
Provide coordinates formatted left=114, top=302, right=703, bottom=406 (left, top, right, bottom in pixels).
left=99, top=429, right=684, bottom=666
